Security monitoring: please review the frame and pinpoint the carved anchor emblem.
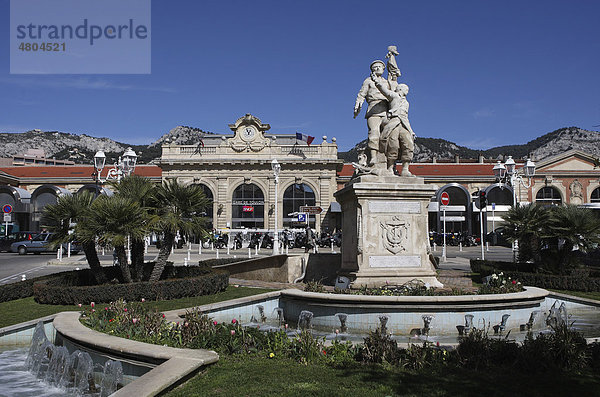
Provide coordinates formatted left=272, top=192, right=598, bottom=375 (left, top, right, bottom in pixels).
left=380, top=216, right=409, bottom=254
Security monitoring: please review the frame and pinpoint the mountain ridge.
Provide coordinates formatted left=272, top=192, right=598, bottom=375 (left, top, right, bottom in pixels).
left=0, top=126, right=598, bottom=165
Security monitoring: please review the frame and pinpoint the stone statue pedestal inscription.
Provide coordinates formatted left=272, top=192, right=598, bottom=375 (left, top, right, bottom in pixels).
left=334, top=175, right=443, bottom=288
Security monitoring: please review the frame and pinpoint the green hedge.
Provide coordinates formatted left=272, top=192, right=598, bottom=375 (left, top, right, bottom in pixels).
left=33, top=265, right=229, bottom=305
left=471, top=260, right=600, bottom=292
left=0, top=258, right=242, bottom=304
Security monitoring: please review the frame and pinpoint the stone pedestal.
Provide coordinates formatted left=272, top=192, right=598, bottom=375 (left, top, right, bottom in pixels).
left=334, top=175, right=442, bottom=288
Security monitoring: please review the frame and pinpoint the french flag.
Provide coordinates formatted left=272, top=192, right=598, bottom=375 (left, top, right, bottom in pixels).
left=296, top=132, right=315, bottom=146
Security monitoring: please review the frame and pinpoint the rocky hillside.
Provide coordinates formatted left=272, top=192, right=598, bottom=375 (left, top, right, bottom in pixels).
left=339, top=127, right=600, bottom=163
left=0, top=126, right=211, bottom=165
left=0, top=126, right=598, bottom=165
left=149, top=126, right=213, bottom=147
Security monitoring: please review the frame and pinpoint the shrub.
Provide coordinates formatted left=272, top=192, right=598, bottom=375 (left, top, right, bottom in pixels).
left=521, top=322, right=589, bottom=372
left=356, top=328, right=400, bottom=365
left=33, top=265, right=229, bottom=304
left=455, top=327, right=520, bottom=370
left=477, top=272, right=523, bottom=294
left=304, top=280, right=326, bottom=293
left=470, top=260, right=600, bottom=292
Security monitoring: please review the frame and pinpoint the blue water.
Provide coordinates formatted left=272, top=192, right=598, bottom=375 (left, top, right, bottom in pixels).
left=0, top=347, right=67, bottom=397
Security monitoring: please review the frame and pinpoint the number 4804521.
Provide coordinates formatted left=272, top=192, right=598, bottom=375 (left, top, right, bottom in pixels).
left=18, top=42, right=65, bottom=51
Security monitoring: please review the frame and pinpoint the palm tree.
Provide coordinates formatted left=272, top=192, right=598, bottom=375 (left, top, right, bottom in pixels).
left=546, top=205, right=600, bottom=272
left=41, top=191, right=107, bottom=284
left=149, top=179, right=211, bottom=281
left=110, top=175, right=157, bottom=281
left=501, top=203, right=552, bottom=266
left=79, top=195, right=150, bottom=283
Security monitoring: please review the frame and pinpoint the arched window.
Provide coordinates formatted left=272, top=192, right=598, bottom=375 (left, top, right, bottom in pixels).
left=283, top=183, right=316, bottom=228
left=486, top=186, right=514, bottom=206
left=195, top=184, right=214, bottom=229
left=232, top=183, right=264, bottom=229
left=536, top=186, right=562, bottom=206
left=591, top=187, right=600, bottom=203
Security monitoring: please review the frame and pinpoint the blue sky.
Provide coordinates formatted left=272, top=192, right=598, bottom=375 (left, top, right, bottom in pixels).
left=1, top=0, right=599, bottom=152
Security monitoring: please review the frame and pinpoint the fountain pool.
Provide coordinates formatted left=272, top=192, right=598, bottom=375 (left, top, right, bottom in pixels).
left=168, top=288, right=600, bottom=345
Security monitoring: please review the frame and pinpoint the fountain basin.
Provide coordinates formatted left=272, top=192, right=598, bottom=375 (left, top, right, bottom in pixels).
left=166, top=287, right=600, bottom=343
left=0, top=313, right=219, bottom=396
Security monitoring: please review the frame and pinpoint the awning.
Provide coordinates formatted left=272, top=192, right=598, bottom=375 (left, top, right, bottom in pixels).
left=329, top=202, right=342, bottom=213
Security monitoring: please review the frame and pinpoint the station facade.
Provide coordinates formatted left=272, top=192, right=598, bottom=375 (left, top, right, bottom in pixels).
left=0, top=114, right=598, bottom=237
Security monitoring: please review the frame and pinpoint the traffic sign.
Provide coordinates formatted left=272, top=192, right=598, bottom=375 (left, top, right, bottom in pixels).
left=3, top=213, right=11, bottom=222
left=440, top=192, right=450, bottom=206
left=299, top=206, right=323, bottom=215
left=297, top=213, right=307, bottom=223
left=2, top=204, right=12, bottom=214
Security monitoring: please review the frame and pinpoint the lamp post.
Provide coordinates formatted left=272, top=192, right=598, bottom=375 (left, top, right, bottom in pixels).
left=493, top=156, right=536, bottom=207
left=93, top=147, right=138, bottom=185
left=493, top=156, right=536, bottom=258
left=271, top=159, right=281, bottom=255
left=92, top=150, right=106, bottom=197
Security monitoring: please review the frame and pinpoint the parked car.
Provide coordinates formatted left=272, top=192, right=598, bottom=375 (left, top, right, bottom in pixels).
left=10, top=233, right=81, bottom=255
left=0, top=231, right=37, bottom=252
left=486, top=226, right=512, bottom=248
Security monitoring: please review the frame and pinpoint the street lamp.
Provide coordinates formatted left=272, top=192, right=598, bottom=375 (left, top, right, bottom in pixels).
left=493, top=156, right=536, bottom=207
left=92, top=150, right=106, bottom=196
left=493, top=156, right=536, bottom=260
left=93, top=147, right=138, bottom=185
left=271, top=159, right=281, bottom=255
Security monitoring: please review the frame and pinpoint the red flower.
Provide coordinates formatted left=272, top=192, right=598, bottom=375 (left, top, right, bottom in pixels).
left=512, top=280, right=517, bottom=284
left=232, top=318, right=237, bottom=324
left=322, top=350, right=327, bottom=355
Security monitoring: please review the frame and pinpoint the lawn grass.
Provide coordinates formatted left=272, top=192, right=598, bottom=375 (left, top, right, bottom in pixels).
left=167, top=355, right=600, bottom=397
left=0, top=286, right=274, bottom=329
left=548, top=289, right=600, bottom=302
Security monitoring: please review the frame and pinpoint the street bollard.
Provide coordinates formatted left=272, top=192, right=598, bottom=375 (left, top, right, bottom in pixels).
left=227, top=245, right=230, bottom=255
left=331, top=241, right=334, bottom=253
left=486, top=242, right=489, bottom=251
left=199, top=243, right=202, bottom=255
left=459, top=242, right=463, bottom=252
left=184, top=258, right=188, bottom=266
left=216, top=249, right=219, bottom=259
left=102, top=247, right=105, bottom=256
left=255, top=246, right=258, bottom=256
left=67, top=242, right=71, bottom=258
left=433, top=243, right=437, bottom=252
left=285, top=245, right=288, bottom=255
left=187, top=250, right=191, bottom=261
left=248, top=248, right=251, bottom=258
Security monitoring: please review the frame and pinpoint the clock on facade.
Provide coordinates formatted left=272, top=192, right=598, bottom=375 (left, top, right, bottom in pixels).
left=242, top=126, right=256, bottom=141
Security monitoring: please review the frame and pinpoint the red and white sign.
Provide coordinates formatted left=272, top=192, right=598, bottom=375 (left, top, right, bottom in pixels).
left=440, top=192, right=450, bottom=206
left=242, top=206, right=254, bottom=212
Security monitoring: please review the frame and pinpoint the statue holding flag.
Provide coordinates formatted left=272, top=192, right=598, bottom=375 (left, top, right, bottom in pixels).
left=353, top=45, right=415, bottom=176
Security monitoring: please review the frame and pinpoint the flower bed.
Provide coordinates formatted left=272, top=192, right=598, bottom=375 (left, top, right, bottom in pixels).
left=79, top=300, right=600, bottom=374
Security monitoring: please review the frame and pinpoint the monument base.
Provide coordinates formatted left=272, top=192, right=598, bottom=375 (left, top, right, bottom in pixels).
left=334, top=174, right=443, bottom=289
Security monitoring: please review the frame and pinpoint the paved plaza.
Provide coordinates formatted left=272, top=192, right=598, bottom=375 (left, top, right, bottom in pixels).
left=0, top=244, right=513, bottom=290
